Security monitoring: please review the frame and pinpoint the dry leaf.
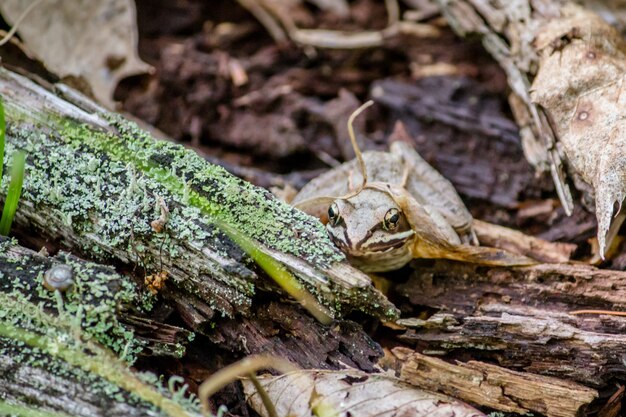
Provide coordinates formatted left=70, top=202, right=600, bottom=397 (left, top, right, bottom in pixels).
left=530, top=5, right=626, bottom=256
left=243, top=369, right=484, bottom=417
left=0, top=0, right=151, bottom=107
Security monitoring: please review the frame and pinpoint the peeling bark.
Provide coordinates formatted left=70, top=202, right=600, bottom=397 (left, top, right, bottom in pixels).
left=387, top=347, right=597, bottom=417
left=396, top=261, right=626, bottom=387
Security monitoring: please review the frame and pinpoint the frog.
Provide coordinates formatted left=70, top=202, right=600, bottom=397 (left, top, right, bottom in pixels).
left=292, top=101, right=535, bottom=272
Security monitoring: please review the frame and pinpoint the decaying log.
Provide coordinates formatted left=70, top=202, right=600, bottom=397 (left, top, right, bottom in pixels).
left=0, top=236, right=203, bottom=414
left=0, top=64, right=393, bottom=412
left=211, top=301, right=383, bottom=372
left=0, top=65, right=397, bottom=324
left=387, top=347, right=597, bottom=417
left=0, top=351, right=195, bottom=417
left=396, top=261, right=626, bottom=387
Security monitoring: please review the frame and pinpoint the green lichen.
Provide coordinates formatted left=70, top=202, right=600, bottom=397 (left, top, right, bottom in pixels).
left=0, top=291, right=199, bottom=417
left=0, top=86, right=397, bottom=320
left=0, top=238, right=153, bottom=362
left=2, top=108, right=348, bottom=317
left=0, top=399, right=74, bottom=417
left=72, top=114, right=344, bottom=266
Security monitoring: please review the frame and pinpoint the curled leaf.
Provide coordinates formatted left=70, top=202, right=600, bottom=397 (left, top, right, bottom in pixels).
left=244, top=369, right=484, bottom=417
left=531, top=5, right=626, bottom=256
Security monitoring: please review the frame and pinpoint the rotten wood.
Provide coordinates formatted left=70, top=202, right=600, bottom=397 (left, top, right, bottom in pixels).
left=386, top=347, right=597, bottom=417
left=210, top=301, right=382, bottom=372
left=396, top=261, right=626, bottom=387
left=0, top=237, right=198, bottom=416
left=0, top=236, right=192, bottom=359
left=0, top=352, right=182, bottom=417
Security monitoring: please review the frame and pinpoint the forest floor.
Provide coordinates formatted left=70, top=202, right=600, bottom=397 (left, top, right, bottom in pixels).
left=5, top=0, right=625, bottom=416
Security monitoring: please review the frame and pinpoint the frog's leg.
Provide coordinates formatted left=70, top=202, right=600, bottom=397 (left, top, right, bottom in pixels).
left=378, top=183, right=535, bottom=266
left=390, top=141, right=478, bottom=245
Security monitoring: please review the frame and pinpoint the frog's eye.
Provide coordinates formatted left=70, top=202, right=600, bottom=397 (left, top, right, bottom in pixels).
left=383, top=208, right=401, bottom=230
left=328, top=203, right=341, bottom=226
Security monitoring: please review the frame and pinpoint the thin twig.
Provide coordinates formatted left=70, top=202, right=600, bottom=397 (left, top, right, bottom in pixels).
left=347, top=100, right=374, bottom=192
left=198, top=355, right=298, bottom=416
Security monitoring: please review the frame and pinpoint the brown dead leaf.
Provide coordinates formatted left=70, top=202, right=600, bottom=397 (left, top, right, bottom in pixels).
left=0, top=0, right=151, bottom=107
left=530, top=5, right=626, bottom=257
left=243, top=369, right=484, bottom=417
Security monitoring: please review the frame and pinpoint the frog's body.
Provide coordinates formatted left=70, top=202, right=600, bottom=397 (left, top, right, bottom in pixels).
left=293, top=141, right=534, bottom=272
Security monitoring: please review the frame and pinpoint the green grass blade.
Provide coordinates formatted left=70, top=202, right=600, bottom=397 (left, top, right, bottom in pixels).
left=0, top=96, right=5, bottom=181
left=0, top=150, right=26, bottom=236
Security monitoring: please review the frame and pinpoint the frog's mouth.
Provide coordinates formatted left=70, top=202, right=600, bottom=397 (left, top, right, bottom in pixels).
left=358, top=229, right=415, bottom=253
left=327, top=227, right=415, bottom=256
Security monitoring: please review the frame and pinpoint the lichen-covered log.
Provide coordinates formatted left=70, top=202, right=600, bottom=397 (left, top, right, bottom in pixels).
left=0, top=236, right=192, bottom=359
left=436, top=0, right=626, bottom=255
left=0, top=290, right=200, bottom=417
left=0, top=66, right=397, bottom=324
left=396, top=261, right=626, bottom=387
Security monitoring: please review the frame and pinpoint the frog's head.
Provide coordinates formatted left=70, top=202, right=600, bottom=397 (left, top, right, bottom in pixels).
left=325, top=187, right=415, bottom=271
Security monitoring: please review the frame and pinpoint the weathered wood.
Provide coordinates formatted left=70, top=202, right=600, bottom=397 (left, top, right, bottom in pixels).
left=396, top=261, right=626, bottom=387
left=387, top=347, right=597, bottom=417
left=0, top=352, right=189, bottom=417
left=0, top=65, right=397, bottom=323
left=210, top=301, right=383, bottom=372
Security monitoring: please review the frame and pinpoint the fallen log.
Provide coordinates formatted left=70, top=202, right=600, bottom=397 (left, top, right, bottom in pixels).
left=0, top=65, right=397, bottom=324
left=0, top=63, right=395, bottom=413
left=0, top=236, right=190, bottom=360
left=387, top=348, right=598, bottom=417
left=387, top=347, right=597, bottom=417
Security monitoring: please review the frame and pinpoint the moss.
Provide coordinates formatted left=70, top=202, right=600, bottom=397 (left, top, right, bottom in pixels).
left=0, top=399, right=74, bottom=417
left=75, top=115, right=344, bottom=266
left=2, top=112, right=347, bottom=313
